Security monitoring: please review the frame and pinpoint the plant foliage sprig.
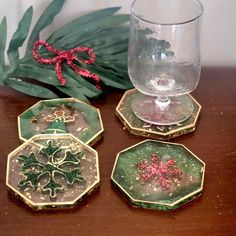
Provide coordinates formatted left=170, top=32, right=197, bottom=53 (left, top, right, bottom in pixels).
left=0, top=0, right=133, bottom=102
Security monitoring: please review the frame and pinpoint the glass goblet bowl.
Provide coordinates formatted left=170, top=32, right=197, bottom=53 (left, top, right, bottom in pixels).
left=128, top=0, right=203, bottom=125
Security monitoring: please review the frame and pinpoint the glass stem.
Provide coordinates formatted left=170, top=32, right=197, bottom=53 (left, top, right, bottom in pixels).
left=155, top=96, right=171, bottom=112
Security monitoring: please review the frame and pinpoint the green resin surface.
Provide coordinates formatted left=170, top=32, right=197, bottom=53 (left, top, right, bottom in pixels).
left=116, top=89, right=201, bottom=140
left=18, top=98, right=103, bottom=145
left=112, top=140, right=205, bottom=210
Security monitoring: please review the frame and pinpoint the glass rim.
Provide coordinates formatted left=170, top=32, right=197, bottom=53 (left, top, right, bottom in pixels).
left=131, top=0, right=204, bottom=26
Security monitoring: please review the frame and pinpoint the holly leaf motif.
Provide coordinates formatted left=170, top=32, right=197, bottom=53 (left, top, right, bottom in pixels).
left=18, top=153, right=45, bottom=188
left=19, top=172, right=43, bottom=188
left=17, top=140, right=86, bottom=199
left=42, top=178, right=64, bottom=198
left=40, top=140, right=61, bottom=158
left=18, top=153, right=41, bottom=170
left=62, top=151, right=84, bottom=163
left=59, top=168, right=86, bottom=185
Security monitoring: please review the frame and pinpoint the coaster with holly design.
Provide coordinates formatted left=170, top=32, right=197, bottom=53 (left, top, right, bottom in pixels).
left=6, top=134, right=99, bottom=210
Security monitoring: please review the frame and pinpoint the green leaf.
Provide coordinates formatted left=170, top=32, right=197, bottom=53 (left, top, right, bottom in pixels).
left=14, top=64, right=60, bottom=85
left=2, top=5, right=132, bottom=99
left=0, top=16, right=7, bottom=72
left=94, top=41, right=128, bottom=57
left=92, top=36, right=128, bottom=51
left=94, top=37, right=128, bottom=51
left=7, top=6, right=33, bottom=67
left=5, top=78, right=58, bottom=98
left=100, top=75, right=132, bottom=89
left=96, top=51, right=128, bottom=65
left=63, top=67, right=102, bottom=98
left=54, top=14, right=130, bottom=49
left=79, top=27, right=129, bottom=46
left=82, top=63, right=132, bottom=89
left=56, top=85, right=90, bottom=103
left=104, top=63, right=128, bottom=75
left=47, top=7, right=122, bottom=44
left=25, top=0, right=65, bottom=57
left=54, top=27, right=129, bottom=53
left=15, top=63, right=81, bottom=87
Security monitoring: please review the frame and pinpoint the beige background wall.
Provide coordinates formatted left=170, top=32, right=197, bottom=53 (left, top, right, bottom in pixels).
left=0, top=0, right=235, bottom=66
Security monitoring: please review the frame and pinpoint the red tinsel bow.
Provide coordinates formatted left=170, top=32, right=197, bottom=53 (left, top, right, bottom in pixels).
left=32, top=40, right=100, bottom=88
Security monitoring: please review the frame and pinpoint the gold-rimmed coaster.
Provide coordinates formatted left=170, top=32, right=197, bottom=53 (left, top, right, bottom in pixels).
left=6, top=134, right=100, bottom=210
left=18, top=98, right=104, bottom=146
left=116, top=89, right=201, bottom=140
left=111, top=139, right=205, bottom=210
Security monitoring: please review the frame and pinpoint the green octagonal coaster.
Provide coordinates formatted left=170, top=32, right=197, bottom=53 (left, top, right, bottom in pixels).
left=111, top=140, right=205, bottom=210
left=18, top=98, right=104, bottom=146
left=116, top=89, right=201, bottom=140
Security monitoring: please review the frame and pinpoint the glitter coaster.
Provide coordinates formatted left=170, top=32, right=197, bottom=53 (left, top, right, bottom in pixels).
left=116, top=89, right=201, bottom=140
left=6, top=134, right=100, bottom=210
left=111, top=140, right=205, bottom=210
left=18, top=98, right=104, bottom=146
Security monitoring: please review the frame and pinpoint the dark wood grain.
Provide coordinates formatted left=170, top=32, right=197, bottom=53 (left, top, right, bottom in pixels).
left=0, top=67, right=235, bottom=236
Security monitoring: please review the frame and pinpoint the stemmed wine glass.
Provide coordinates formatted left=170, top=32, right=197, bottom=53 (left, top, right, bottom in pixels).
left=128, top=0, right=204, bottom=125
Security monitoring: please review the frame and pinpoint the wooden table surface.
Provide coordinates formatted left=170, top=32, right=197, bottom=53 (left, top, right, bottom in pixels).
left=0, top=67, right=235, bottom=236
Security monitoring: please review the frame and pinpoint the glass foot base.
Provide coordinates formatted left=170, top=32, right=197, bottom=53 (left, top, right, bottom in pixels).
left=131, top=93, right=194, bottom=125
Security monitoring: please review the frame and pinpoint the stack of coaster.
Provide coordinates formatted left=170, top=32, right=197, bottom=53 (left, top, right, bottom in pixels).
left=6, top=98, right=103, bottom=210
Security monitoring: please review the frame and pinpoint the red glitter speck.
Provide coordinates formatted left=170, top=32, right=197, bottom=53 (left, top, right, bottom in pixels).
left=137, top=154, right=182, bottom=190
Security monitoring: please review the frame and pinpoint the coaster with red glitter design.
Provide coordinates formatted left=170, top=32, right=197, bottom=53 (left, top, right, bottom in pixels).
left=111, top=140, right=205, bottom=210
left=137, top=154, right=182, bottom=190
